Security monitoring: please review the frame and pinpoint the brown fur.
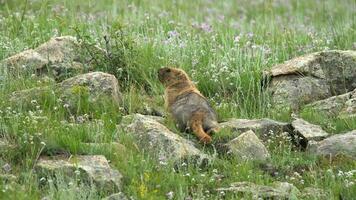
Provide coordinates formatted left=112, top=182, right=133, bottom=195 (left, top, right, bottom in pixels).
left=158, top=67, right=219, bottom=144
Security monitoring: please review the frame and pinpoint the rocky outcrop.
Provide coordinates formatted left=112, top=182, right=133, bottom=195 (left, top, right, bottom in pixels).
left=307, top=130, right=356, bottom=159
left=291, top=118, right=329, bottom=148
left=216, top=181, right=300, bottom=199
left=304, top=88, right=356, bottom=118
left=10, top=72, right=122, bottom=112
left=1, top=36, right=105, bottom=81
left=35, top=155, right=123, bottom=193
left=135, top=105, right=164, bottom=117
left=59, top=72, right=122, bottom=109
left=225, top=130, right=270, bottom=162
left=219, top=118, right=290, bottom=141
left=263, top=50, right=356, bottom=110
left=121, top=114, right=210, bottom=166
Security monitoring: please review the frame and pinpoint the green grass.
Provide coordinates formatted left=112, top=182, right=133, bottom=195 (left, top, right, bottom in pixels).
left=1, top=0, right=356, bottom=199
left=300, top=107, right=356, bottom=134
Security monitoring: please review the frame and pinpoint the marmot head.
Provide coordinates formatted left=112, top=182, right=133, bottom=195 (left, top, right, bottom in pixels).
left=158, top=67, right=190, bottom=87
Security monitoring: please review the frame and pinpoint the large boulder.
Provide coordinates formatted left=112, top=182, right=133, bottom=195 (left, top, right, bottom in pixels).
left=307, top=130, right=356, bottom=159
left=35, top=155, right=123, bottom=193
left=219, top=118, right=291, bottom=141
left=121, top=114, right=210, bottom=166
left=291, top=118, right=329, bottom=148
left=59, top=72, right=122, bottom=108
left=225, top=130, right=270, bottom=162
left=1, top=36, right=105, bottom=81
left=216, top=181, right=300, bottom=199
left=10, top=72, right=122, bottom=112
left=304, top=88, right=356, bottom=118
left=263, top=50, right=356, bottom=110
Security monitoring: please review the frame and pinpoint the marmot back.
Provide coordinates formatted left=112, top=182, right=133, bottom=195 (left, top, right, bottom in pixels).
left=158, top=67, right=219, bottom=143
left=171, top=92, right=218, bottom=133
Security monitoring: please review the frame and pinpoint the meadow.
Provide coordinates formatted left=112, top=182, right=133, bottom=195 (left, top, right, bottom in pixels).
left=0, top=0, right=355, bottom=199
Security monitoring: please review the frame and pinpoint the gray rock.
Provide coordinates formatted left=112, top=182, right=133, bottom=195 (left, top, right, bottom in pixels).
left=216, top=181, right=300, bottom=199
left=119, top=113, right=166, bottom=126
left=2, top=163, right=11, bottom=173
left=2, top=49, right=47, bottom=70
left=35, top=155, right=122, bottom=193
left=131, top=97, right=165, bottom=117
left=1, top=36, right=105, bottom=81
left=102, top=192, right=128, bottom=200
left=122, top=114, right=210, bottom=166
left=342, top=90, right=356, bottom=118
left=219, top=118, right=291, bottom=140
left=291, top=118, right=329, bottom=148
left=267, top=75, right=331, bottom=111
left=307, top=130, right=356, bottom=159
left=59, top=72, right=122, bottom=108
left=273, top=181, right=300, bottom=196
left=137, top=104, right=164, bottom=117
left=304, top=88, right=356, bottom=118
left=10, top=72, right=122, bottom=112
left=225, top=130, right=270, bottom=162
left=263, top=50, right=356, bottom=110
left=35, top=36, right=82, bottom=63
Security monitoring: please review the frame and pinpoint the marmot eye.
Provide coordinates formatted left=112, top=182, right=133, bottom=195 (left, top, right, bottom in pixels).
left=166, top=69, right=171, bottom=73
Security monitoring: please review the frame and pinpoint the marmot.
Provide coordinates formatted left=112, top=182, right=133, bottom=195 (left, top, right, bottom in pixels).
left=158, top=67, right=219, bottom=144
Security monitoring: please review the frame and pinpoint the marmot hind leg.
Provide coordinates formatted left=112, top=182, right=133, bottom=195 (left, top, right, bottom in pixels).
left=190, top=111, right=212, bottom=144
left=203, top=119, right=219, bottom=135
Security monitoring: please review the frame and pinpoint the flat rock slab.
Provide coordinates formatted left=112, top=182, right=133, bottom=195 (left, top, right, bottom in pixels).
left=225, top=130, right=270, bottom=162
left=219, top=118, right=291, bottom=140
left=307, top=130, right=356, bottom=159
left=217, top=181, right=300, bottom=199
left=122, top=114, right=210, bottom=166
left=10, top=72, right=122, bottom=112
left=263, top=50, right=356, bottom=110
left=1, top=36, right=105, bottom=81
left=304, top=88, right=356, bottom=118
left=291, top=118, right=329, bottom=148
left=35, top=155, right=123, bottom=193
